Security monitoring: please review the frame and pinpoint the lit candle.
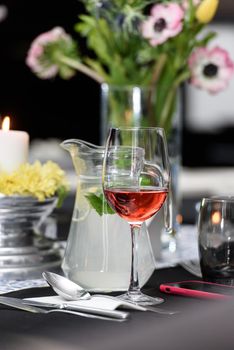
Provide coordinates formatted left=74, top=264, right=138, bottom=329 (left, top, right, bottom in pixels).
left=0, top=116, right=29, bottom=173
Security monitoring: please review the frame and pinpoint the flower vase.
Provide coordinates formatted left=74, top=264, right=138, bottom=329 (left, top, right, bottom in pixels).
left=100, top=83, right=182, bottom=257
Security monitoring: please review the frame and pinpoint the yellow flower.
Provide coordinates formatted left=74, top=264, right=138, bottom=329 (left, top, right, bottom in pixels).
left=196, top=0, right=219, bottom=24
left=0, top=161, right=69, bottom=202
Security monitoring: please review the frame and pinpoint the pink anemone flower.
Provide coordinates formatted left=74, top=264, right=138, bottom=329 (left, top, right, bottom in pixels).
left=188, top=47, right=234, bottom=94
left=26, top=27, right=73, bottom=79
left=141, top=3, right=185, bottom=46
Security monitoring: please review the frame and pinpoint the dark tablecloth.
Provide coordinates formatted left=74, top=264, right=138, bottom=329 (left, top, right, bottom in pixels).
left=1, top=266, right=234, bottom=350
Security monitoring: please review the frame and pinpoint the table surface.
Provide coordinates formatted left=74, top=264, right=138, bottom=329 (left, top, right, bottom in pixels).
left=2, top=266, right=234, bottom=350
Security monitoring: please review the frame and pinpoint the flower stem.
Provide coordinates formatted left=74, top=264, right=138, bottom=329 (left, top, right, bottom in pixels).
left=150, top=53, right=168, bottom=87
left=59, top=55, right=105, bottom=84
left=147, top=54, right=168, bottom=126
left=160, top=70, right=190, bottom=132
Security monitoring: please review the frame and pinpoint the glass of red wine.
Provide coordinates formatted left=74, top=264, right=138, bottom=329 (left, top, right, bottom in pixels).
left=102, top=127, right=170, bottom=305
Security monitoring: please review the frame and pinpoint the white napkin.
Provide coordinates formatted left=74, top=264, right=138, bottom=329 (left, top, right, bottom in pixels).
left=24, top=295, right=145, bottom=311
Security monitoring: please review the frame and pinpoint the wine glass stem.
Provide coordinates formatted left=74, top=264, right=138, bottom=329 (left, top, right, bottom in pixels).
left=128, top=223, right=141, bottom=295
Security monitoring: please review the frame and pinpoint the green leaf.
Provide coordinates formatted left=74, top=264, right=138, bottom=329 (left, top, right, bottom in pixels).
left=195, top=31, right=217, bottom=47
left=140, top=175, right=152, bottom=186
left=56, top=185, right=69, bottom=208
left=85, top=193, right=115, bottom=216
left=85, top=58, right=109, bottom=80
left=75, top=15, right=96, bottom=35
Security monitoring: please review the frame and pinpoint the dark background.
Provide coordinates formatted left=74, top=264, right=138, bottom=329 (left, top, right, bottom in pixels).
left=0, top=0, right=100, bottom=145
left=0, top=0, right=234, bottom=166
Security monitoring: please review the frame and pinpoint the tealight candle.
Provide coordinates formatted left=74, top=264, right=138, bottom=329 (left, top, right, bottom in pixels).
left=0, top=116, right=29, bottom=173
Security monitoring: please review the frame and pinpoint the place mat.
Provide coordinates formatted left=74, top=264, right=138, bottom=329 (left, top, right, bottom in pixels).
left=0, top=278, right=48, bottom=294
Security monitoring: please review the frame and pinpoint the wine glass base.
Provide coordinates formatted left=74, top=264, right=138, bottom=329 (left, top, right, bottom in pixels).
left=118, top=291, right=164, bottom=306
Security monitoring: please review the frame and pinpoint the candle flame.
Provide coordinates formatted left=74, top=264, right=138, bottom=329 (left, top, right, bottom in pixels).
left=176, top=214, right=183, bottom=225
left=2, top=116, right=10, bottom=131
left=211, top=211, right=221, bottom=225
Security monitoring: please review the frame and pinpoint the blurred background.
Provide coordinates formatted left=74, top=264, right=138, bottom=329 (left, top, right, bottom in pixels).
left=0, top=0, right=234, bottom=225
left=0, top=0, right=100, bottom=144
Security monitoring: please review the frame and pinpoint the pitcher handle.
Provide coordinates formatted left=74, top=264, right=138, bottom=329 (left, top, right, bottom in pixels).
left=164, top=187, right=174, bottom=235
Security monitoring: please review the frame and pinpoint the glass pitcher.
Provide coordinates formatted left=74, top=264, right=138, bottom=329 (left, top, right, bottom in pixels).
left=61, top=139, right=156, bottom=292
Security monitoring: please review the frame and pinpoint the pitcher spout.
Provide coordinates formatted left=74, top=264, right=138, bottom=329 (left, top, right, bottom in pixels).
left=60, top=139, right=104, bottom=176
left=60, top=139, right=74, bottom=152
left=60, top=139, right=104, bottom=153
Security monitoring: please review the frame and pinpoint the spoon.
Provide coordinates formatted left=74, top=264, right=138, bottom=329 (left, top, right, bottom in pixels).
left=42, top=271, right=91, bottom=301
left=42, top=272, right=178, bottom=315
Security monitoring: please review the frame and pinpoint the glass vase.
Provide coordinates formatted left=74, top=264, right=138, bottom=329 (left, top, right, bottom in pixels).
left=100, top=84, right=182, bottom=256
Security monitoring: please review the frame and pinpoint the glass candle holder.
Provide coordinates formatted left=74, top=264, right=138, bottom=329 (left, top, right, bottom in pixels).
left=198, top=196, right=234, bottom=285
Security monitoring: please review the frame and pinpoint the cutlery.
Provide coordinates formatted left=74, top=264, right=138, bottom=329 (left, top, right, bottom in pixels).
left=42, top=271, right=177, bottom=315
left=42, top=271, right=91, bottom=301
left=23, top=299, right=129, bottom=319
left=43, top=272, right=120, bottom=304
left=0, top=296, right=129, bottom=321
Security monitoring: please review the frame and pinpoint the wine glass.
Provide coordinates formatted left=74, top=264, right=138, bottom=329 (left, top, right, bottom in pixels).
left=102, top=127, right=170, bottom=305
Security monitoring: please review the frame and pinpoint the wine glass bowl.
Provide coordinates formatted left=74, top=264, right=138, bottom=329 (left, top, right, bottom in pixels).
left=104, top=188, right=167, bottom=224
left=102, top=127, right=170, bottom=305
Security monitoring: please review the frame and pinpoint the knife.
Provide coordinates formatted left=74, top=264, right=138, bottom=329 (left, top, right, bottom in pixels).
left=23, top=299, right=130, bottom=319
left=0, top=296, right=49, bottom=313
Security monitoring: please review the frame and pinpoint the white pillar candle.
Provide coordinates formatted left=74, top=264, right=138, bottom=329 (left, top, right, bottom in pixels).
left=0, top=117, right=29, bottom=173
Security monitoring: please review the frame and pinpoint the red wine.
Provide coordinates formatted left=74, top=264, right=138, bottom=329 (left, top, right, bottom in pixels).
left=104, top=187, right=168, bottom=223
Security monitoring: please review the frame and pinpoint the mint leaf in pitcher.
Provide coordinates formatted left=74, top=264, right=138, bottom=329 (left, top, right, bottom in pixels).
left=85, top=193, right=115, bottom=216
